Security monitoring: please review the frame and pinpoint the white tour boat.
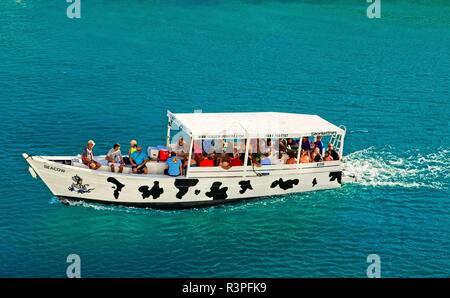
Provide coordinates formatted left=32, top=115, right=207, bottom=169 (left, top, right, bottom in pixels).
left=23, top=111, right=355, bottom=209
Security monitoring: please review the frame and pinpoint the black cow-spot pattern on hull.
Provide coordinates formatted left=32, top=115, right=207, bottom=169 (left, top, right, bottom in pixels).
left=270, top=178, right=299, bottom=190
left=329, top=171, right=342, bottom=184
left=107, top=177, right=125, bottom=199
left=238, top=180, right=253, bottom=194
left=206, top=182, right=228, bottom=200
left=138, top=181, right=164, bottom=199
left=312, top=178, right=317, bottom=187
left=174, top=179, right=199, bottom=199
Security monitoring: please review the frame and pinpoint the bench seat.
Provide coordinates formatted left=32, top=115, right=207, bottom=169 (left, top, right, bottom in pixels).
left=71, top=157, right=168, bottom=175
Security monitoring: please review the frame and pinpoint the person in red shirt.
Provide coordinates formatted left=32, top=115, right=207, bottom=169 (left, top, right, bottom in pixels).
left=230, top=153, right=242, bottom=166
left=199, top=153, right=214, bottom=167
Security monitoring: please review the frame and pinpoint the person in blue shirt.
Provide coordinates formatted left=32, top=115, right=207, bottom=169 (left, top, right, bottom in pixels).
left=260, top=152, right=272, bottom=165
left=314, top=136, right=323, bottom=155
left=130, top=146, right=149, bottom=174
left=166, top=152, right=183, bottom=177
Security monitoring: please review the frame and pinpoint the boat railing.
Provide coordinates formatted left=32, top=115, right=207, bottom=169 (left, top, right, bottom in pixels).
left=187, top=160, right=342, bottom=178
left=328, top=125, right=346, bottom=158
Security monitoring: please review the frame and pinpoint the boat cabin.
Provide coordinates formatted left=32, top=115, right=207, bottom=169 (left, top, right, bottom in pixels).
left=168, top=111, right=345, bottom=178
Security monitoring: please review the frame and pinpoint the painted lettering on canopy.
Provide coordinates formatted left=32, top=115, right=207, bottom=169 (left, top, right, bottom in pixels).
left=311, top=131, right=337, bottom=136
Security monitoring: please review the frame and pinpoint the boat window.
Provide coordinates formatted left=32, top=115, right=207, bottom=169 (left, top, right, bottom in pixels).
left=298, top=135, right=341, bottom=163
left=188, top=134, right=343, bottom=172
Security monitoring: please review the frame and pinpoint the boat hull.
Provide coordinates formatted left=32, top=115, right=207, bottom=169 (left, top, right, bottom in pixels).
left=24, top=154, right=343, bottom=209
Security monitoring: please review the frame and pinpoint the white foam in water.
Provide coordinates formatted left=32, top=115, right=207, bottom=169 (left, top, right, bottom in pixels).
left=50, top=197, right=147, bottom=213
left=50, top=196, right=184, bottom=214
left=343, top=147, right=449, bottom=189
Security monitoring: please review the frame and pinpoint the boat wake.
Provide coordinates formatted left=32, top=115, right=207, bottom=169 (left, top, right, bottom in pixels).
left=343, top=147, right=449, bottom=190
left=49, top=197, right=158, bottom=214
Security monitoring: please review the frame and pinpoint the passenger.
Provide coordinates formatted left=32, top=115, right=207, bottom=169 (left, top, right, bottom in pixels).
left=252, top=155, right=261, bottom=167
left=280, top=152, right=290, bottom=164
left=219, top=155, right=232, bottom=170
left=166, top=152, right=183, bottom=177
left=247, top=153, right=257, bottom=166
left=324, top=151, right=334, bottom=161
left=230, top=153, right=242, bottom=166
left=193, top=139, right=203, bottom=162
left=279, top=138, right=287, bottom=153
left=81, top=140, right=102, bottom=170
left=263, top=138, right=274, bottom=155
left=209, top=152, right=218, bottom=166
left=285, top=151, right=297, bottom=164
left=327, top=143, right=340, bottom=161
left=311, top=147, right=323, bottom=162
left=123, top=140, right=138, bottom=165
left=260, top=152, right=272, bottom=165
left=184, top=154, right=197, bottom=168
left=130, top=145, right=149, bottom=174
left=199, top=152, right=214, bottom=167
left=300, top=149, right=311, bottom=163
left=301, top=136, right=311, bottom=151
left=314, top=136, right=323, bottom=154
left=286, top=138, right=298, bottom=150
left=174, top=136, right=189, bottom=161
left=105, top=143, right=125, bottom=173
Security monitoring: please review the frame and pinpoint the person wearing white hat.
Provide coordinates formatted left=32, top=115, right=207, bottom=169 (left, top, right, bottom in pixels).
left=123, top=139, right=138, bottom=165
left=81, top=140, right=102, bottom=170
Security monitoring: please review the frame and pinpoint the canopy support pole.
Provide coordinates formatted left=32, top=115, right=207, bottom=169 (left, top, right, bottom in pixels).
left=339, top=133, right=345, bottom=160
left=243, top=138, right=250, bottom=177
left=185, top=136, right=194, bottom=178
left=296, top=136, right=303, bottom=173
left=296, top=136, right=302, bottom=163
left=166, top=123, right=171, bottom=148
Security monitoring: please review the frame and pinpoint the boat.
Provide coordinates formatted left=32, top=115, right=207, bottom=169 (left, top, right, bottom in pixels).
left=23, top=111, right=355, bottom=209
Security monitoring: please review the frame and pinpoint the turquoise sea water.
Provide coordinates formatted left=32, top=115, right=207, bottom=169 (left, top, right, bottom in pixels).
left=0, top=0, right=449, bottom=277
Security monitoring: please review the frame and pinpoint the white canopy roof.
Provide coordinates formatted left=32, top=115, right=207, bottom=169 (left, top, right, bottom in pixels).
left=168, top=111, right=344, bottom=139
